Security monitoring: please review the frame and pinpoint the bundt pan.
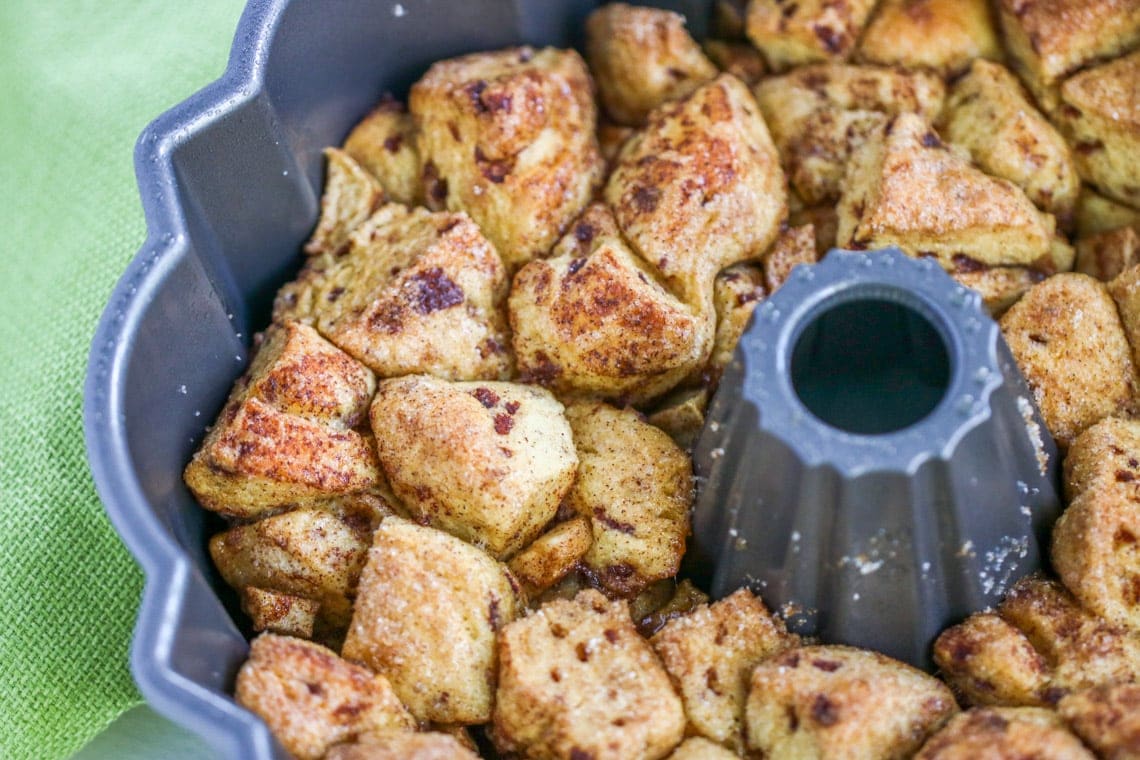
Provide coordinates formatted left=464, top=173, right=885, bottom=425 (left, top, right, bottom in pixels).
left=690, top=248, right=1063, bottom=668
left=83, top=0, right=1063, bottom=757
left=83, top=1, right=709, bottom=756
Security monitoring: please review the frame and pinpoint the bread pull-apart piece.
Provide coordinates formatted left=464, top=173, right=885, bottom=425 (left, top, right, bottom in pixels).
left=305, top=148, right=386, bottom=258
left=745, top=0, right=878, bottom=71
left=1058, top=683, right=1140, bottom=759
left=856, top=0, right=1001, bottom=77
left=410, top=46, right=604, bottom=269
left=1056, top=50, right=1140, bottom=211
left=762, top=224, right=818, bottom=294
left=745, top=645, right=958, bottom=759
left=951, top=265, right=1042, bottom=317
left=210, top=505, right=380, bottom=632
left=509, top=204, right=713, bottom=404
left=942, top=60, right=1079, bottom=228
left=1053, top=418, right=1140, bottom=632
left=492, top=589, right=686, bottom=760
left=240, top=587, right=320, bottom=639
left=606, top=74, right=786, bottom=309
left=1077, top=226, right=1140, bottom=281
left=666, top=737, right=739, bottom=759
left=342, top=96, right=422, bottom=206
left=369, top=375, right=577, bottom=559
left=342, top=518, right=522, bottom=724
left=703, top=39, right=767, bottom=87
left=646, top=386, right=709, bottom=451
left=1000, top=576, right=1140, bottom=696
left=933, top=612, right=1053, bottom=707
left=651, top=588, right=799, bottom=752
left=277, top=204, right=511, bottom=381
left=507, top=517, right=592, bottom=598
left=914, top=707, right=1093, bottom=760
left=697, top=262, right=767, bottom=389
left=566, top=402, right=692, bottom=597
left=837, top=113, right=1057, bottom=271
left=234, top=634, right=416, bottom=760
left=1110, top=264, right=1140, bottom=372
left=585, top=3, right=717, bottom=127
left=1077, top=186, right=1140, bottom=238
left=184, top=322, right=380, bottom=518
left=326, top=732, right=481, bottom=760
left=995, top=0, right=1140, bottom=112
left=1000, top=273, right=1138, bottom=449
left=754, top=64, right=945, bottom=205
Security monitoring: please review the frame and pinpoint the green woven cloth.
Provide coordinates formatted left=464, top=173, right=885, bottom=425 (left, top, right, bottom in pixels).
left=0, top=3, right=243, bottom=757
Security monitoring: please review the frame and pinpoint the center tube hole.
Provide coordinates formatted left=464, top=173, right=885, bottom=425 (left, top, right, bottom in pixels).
left=790, top=298, right=951, bottom=435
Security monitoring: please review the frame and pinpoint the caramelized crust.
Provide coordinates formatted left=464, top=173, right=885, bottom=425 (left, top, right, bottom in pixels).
left=933, top=613, right=1052, bottom=707
left=1077, top=226, right=1140, bottom=281
left=342, top=97, right=422, bottom=205
left=1058, top=683, right=1140, bottom=758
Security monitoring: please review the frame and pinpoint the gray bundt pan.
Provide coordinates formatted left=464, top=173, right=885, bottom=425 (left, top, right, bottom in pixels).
left=83, top=1, right=710, bottom=756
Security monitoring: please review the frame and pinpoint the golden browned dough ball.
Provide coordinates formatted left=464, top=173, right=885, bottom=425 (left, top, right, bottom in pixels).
left=565, top=401, right=692, bottom=597
left=1000, top=273, right=1138, bottom=449
left=745, top=0, right=878, bottom=71
left=762, top=224, right=818, bottom=294
left=838, top=113, right=1057, bottom=270
left=745, top=645, right=958, bottom=759
left=184, top=322, right=380, bottom=519
left=1077, top=226, right=1140, bottom=281
left=508, top=203, right=714, bottom=404
left=410, top=46, right=604, bottom=269
left=933, top=612, right=1052, bottom=707
left=507, top=517, right=593, bottom=598
left=856, top=0, right=1001, bottom=77
left=1110, top=263, right=1140, bottom=372
left=666, top=737, right=739, bottom=759
left=703, top=39, right=767, bottom=86
left=1058, top=683, right=1140, bottom=759
left=646, top=386, right=709, bottom=451
left=239, top=586, right=320, bottom=639
left=585, top=3, right=717, bottom=126
left=651, top=588, right=799, bottom=752
left=275, top=204, right=511, bottom=381
left=951, top=265, right=1043, bottom=317
left=1053, top=417, right=1140, bottom=632
left=325, top=732, right=481, bottom=760
left=304, top=148, right=385, bottom=258
left=753, top=63, right=945, bottom=206
left=342, top=96, right=422, bottom=206
left=492, top=589, right=686, bottom=760
left=1000, top=576, right=1140, bottom=697
left=342, top=518, right=522, bottom=724
left=606, top=74, right=786, bottom=310
left=234, top=634, right=415, bottom=760
left=915, top=707, right=1094, bottom=759
left=1076, top=186, right=1140, bottom=238
left=995, top=0, right=1140, bottom=112
left=705, top=262, right=767, bottom=382
left=211, top=503, right=385, bottom=633
left=369, top=375, right=577, bottom=559
left=942, top=60, right=1080, bottom=229
left=1056, top=50, right=1140, bottom=211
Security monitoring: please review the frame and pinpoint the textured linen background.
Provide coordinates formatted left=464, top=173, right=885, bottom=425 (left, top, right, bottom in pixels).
left=0, top=2, right=243, bottom=757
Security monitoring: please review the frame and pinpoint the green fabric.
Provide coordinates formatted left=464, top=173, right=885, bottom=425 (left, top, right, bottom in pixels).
left=0, top=3, right=244, bottom=758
